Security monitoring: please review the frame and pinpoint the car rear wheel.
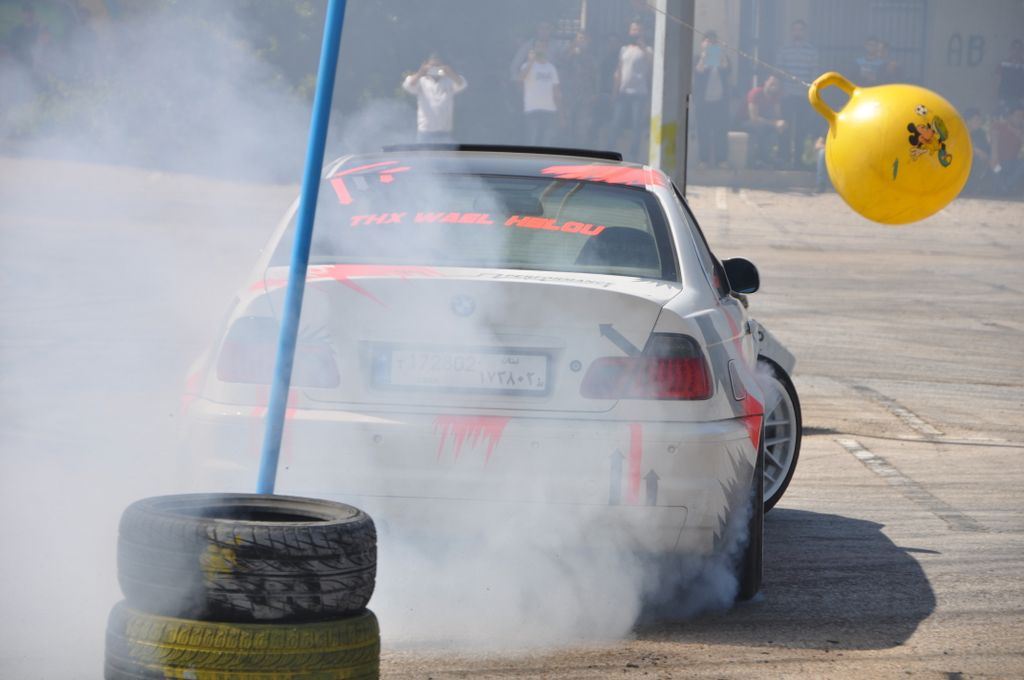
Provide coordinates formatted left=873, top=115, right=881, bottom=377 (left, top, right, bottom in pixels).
left=759, top=358, right=802, bottom=512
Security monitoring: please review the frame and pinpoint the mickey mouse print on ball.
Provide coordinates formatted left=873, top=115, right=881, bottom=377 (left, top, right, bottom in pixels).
left=808, top=72, right=972, bottom=225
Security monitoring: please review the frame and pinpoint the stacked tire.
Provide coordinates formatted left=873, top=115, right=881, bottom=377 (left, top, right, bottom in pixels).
left=106, top=493, right=378, bottom=679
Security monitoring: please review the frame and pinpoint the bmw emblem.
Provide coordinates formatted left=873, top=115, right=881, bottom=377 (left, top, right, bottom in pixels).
left=451, top=295, right=476, bottom=317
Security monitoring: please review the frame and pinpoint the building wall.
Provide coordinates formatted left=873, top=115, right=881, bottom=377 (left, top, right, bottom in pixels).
left=779, top=0, right=1022, bottom=112
left=923, top=0, right=1024, bottom=111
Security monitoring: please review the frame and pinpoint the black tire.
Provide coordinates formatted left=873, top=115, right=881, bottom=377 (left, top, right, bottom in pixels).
left=117, top=493, right=375, bottom=623
left=104, top=601, right=380, bottom=679
left=758, top=358, right=802, bottom=512
left=736, top=442, right=764, bottom=601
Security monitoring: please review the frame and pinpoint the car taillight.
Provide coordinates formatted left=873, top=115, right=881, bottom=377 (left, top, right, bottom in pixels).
left=216, top=316, right=340, bottom=388
left=580, top=333, right=712, bottom=400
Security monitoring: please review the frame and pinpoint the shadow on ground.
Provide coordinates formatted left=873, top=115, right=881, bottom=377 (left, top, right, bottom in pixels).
left=636, top=508, right=936, bottom=650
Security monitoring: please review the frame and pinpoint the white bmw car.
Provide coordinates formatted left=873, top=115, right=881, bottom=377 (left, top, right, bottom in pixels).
left=183, top=145, right=801, bottom=599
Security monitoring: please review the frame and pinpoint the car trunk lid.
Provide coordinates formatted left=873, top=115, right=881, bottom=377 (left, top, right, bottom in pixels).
left=261, top=265, right=681, bottom=413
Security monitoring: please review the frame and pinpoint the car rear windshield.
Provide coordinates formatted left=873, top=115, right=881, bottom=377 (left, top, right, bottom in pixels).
left=270, top=169, right=678, bottom=281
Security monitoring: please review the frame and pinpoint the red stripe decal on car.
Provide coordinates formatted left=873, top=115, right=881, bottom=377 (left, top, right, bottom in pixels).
left=257, top=265, right=441, bottom=306
left=434, top=415, right=510, bottom=463
left=719, top=306, right=765, bottom=448
left=334, top=160, right=401, bottom=175
left=180, top=369, right=203, bottom=417
left=540, top=164, right=668, bottom=188
left=327, top=161, right=410, bottom=204
left=329, top=177, right=354, bottom=205
left=736, top=371, right=764, bottom=450
left=742, top=414, right=762, bottom=451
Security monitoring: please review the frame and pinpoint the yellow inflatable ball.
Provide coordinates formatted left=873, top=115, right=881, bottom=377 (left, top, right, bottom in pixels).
left=809, top=72, right=971, bottom=225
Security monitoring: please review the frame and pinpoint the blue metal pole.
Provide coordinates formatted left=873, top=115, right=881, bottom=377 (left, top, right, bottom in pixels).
left=257, top=0, right=347, bottom=494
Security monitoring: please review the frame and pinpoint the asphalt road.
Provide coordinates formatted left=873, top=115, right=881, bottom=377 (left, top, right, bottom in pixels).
left=0, top=158, right=1021, bottom=678
left=382, top=186, right=1024, bottom=677
left=0, top=158, right=298, bottom=679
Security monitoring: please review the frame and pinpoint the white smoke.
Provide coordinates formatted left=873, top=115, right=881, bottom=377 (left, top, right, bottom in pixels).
left=0, top=5, right=756, bottom=676
left=639, top=496, right=753, bottom=624
left=372, top=498, right=753, bottom=648
left=0, top=5, right=313, bottom=676
left=754, top=358, right=786, bottom=415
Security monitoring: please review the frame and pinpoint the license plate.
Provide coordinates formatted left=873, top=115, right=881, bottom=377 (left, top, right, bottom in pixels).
left=373, top=347, right=549, bottom=394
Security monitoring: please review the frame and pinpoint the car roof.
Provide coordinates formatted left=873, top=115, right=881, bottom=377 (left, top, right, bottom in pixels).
left=327, top=145, right=670, bottom=190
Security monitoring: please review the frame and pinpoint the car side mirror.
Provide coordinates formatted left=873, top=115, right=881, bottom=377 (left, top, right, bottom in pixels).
left=723, top=258, right=760, bottom=294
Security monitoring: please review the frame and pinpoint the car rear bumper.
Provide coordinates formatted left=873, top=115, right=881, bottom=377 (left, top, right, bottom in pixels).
left=182, top=398, right=759, bottom=556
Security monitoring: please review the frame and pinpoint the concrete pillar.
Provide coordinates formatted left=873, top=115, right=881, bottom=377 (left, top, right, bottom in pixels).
left=649, top=0, right=695, bottom=190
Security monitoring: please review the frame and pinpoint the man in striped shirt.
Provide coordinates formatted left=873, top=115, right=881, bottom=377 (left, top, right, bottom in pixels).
left=777, top=19, right=820, bottom=169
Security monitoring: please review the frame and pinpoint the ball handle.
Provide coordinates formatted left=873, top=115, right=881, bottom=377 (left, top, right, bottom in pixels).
left=808, top=71, right=857, bottom=129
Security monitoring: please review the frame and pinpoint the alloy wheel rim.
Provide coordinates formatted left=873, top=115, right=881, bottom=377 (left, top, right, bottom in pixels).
left=762, top=374, right=797, bottom=502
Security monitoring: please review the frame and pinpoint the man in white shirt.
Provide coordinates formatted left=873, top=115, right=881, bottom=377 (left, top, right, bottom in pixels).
left=611, top=21, right=653, bottom=161
left=518, top=49, right=561, bottom=146
left=402, top=54, right=467, bottom=142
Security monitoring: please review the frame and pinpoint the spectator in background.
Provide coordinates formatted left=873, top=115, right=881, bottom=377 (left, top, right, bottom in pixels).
left=595, top=32, right=623, bottom=148
left=519, top=48, right=561, bottom=146
left=611, top=20, right=653, bottom=162
left=813, top=135, right=830, bottom=193
left=878, top=41, right=904, bottom=83
left=8, top=4, right=41, bottom=69
left=694, top=31, right=731, bottom=168
left=777, top=19, right=819, bottom=169
left=743, top=75, right=786, bottom=168
left=402, top=54, right=467, bottom=142
left=989, top=105, right=1024, bottom=197
left=854, top=36, right=885, bottom=85
left=997, top=39, right=1024, bottom=111
left=510, top=21, right=561, bottom=82
left=963, top=108, right=992, bottom=195
left=560, top=31, right=600, bottom=147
